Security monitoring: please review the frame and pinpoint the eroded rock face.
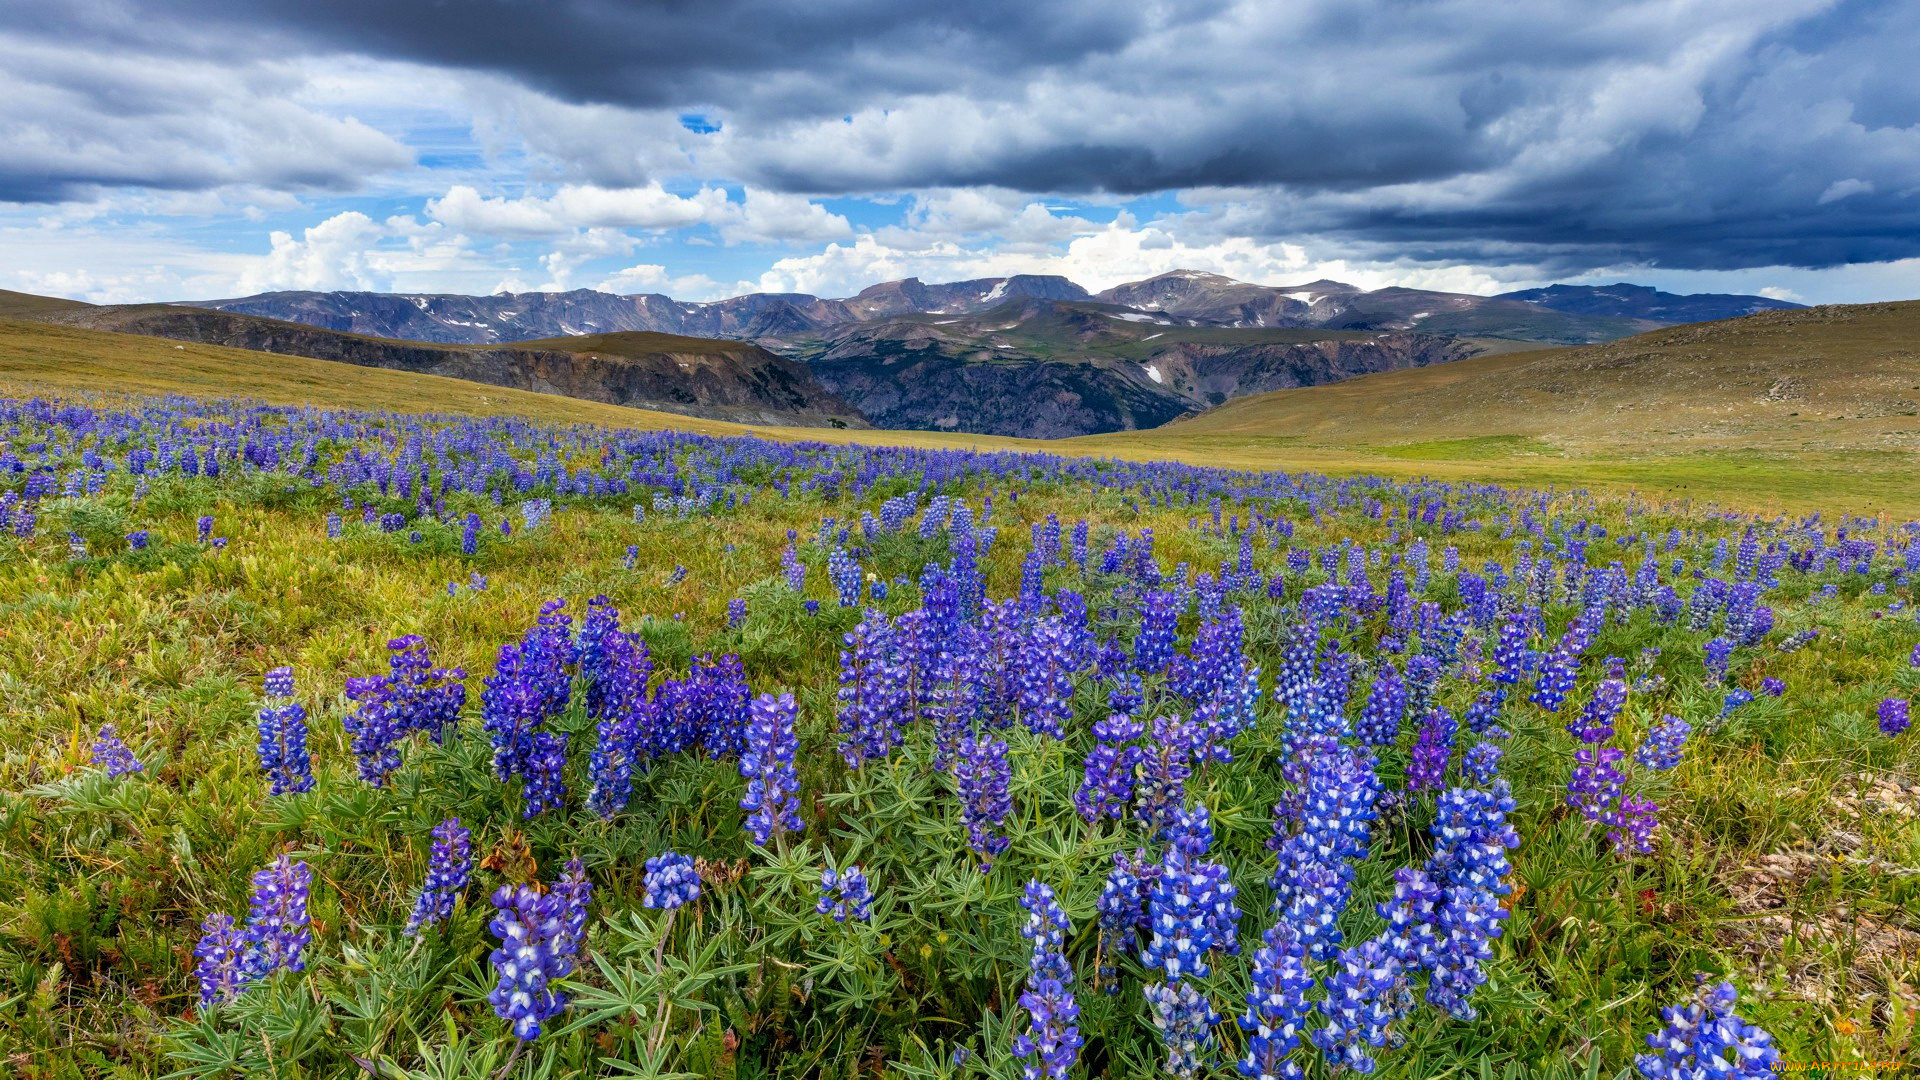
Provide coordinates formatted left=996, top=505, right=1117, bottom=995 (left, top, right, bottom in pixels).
left=45, top=306, right=864, bottom=427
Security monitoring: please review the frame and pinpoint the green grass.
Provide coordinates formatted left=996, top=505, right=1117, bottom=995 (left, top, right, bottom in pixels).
left=1370, top=435, right=1561, bottom=460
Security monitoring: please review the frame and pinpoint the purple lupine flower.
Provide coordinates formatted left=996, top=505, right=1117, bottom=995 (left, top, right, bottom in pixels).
left=726, top=596, right=747, bottom=627
left=1911, top=642, right=1920, bottom=668
left=954, top=734, right=1012, bottom=871
left=1013, top=616, right=1080, bottom=740
left=1406, top=708, right=1455, bottom=792
left=740, top=692, right=803, bottom=847
left=1880, top=698, right=1912, bottom=736
left=1530, top=649, right=1577, bottom=712
left=193, top=914, right=249, bottom=1010
left=521, top=731, right=569, bottom=818
left=481, top=602, right=573, bottom=782
left=1635, top=980, right=1778, bottom=1079
left=1107, top=672, right=1145, bottom=715
left=1636, top=715, right=1691, bottom=770
left=1610, top=794, right=1661, bottom=855
left=1013, top=881, right=1082, bottom=1080
left=1144, top=980, right=1221, bottom=1080
left=1374, top=867, right=1441, bottom=971
left=1237, top=920, right=1315, bottom=1080
left=1569, top=675, right=1627, bottom=743
left=240, top=854, right=313, bottom=981
left=1310, top=937, right=1405, bottom=1074
left=124, top=529, right=149, bottom=551
left=780, top=542, right=805, bottom=591
left=1567, top=746, right=1626, bottom=821
left=816, top=865, right=874, bottom=922
left=90, top=723, right=143, bottom=778
left=1760, top=676, right=1785, bottom=697
left=585, top=628, right=650, bottom=820
left=197, top=515, right=214, bottom=543
left=486, top=883, right=578, bottom=1041
left=642, top=851, right=701, bottom=910
left=405, top=818, right=474, bottom=936
left=1075, top=713, right=1145, bottom=824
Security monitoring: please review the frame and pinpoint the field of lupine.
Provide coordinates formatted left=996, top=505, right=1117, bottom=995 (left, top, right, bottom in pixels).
left=2, top=393, right=1917, bottom=1079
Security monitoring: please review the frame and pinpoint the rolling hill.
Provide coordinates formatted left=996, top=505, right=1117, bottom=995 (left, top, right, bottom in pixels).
left=24, top=301, right=863, bottom=427
left=1144, top=299, right=1920, bottom=451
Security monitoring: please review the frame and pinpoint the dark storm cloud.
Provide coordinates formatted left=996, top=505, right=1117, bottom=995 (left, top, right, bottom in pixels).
left=4, top=0, right=1918, bottom=271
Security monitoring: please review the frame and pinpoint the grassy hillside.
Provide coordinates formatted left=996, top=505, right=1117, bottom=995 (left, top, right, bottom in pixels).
left=0, top=318, right=748, bottom=435
left=1075, top=301, right=1920, bottom=515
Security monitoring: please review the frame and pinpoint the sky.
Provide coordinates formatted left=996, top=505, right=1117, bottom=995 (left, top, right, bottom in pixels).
left=3, top=0, right=1918, bottom=305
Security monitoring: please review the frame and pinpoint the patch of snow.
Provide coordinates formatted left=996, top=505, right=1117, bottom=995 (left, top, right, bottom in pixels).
left=1282, top=291, right=1317, bottom=303
left=1110, top=312, right=1164, bottom=323
left=444, top=319, right=495, bottom=328
left=1411, top=311, right=1431, bottom=321
left=934, top=319, right=960, bottom=324
left=410, top=296, right=430, bottom=311
left=995, top=344, right=1014, bottom=350
left=1142, top=333, right=1164, bottom=341
left=1143, top=363, right=1165, bottom=384
left=982, top=281, right=1007, bottom=302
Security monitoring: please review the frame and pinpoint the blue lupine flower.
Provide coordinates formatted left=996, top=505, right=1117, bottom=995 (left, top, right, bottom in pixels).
left=836, top=611, right=906, bottom=768
left=828, top=547, right=862, bottom=607
left=1144, top=833, right=1241, bottom=980
left=740, top=692, right=804, bottom=847
left=1014, top=881, right=1082, bottom=1080
left=1635, top=980, right=1778, bottom=1079
left=521, top=731, right=569, bottom=818
left=1880, top=698, right=1912, bottom=736
left=955, top=734, right=1012, bottom=871
left=90, top=723, right=143, bottom=778
left=727, top=596, right=747, bottom=627
left=1311, top=937, right=1406, bottom=1074
left=1237, top=920, right=1315, bottom=1080
left=1014, top=616, right=1079, bottom=739
left=1137, top=713, right=1199, bottom=829
left=1569, top=676, right=1627, bottom=743
left=1095, top=851, right=1151, bottom=988
left=1422, top=782, right=1519, bottom=1020
left=1269, top=743, right=1377, bottom=962
left=1636, top=715, right=1691, bottom=770
left=405, top=818, right=473, bottom=937
left=487, top=883, right=578, bottom=1041
left=257, top=669, right=314, bottom=796
left=1075, top=713, right=1145, bottom=823
left=1135, top=589, right=1179, bottom=675
left=240, top=853, right=313, bottom=981
left=554, top=858, right=593, bottom=945
left=1567, top=746, right=1625, bottom=821
left=1461, top=740, right=1504, bottom=785
left=816, top=865, right=873, bottom=922
left=1406, top=708, right=1455, bottom=792
left=192, top=913, right=248, bottom=1010
left=1759, top=676, right=1785, bottom=697
left=1144, top=979, right=1221, bottom=1080
left=1354, top=665, right=1406, bottom=747
left=125, top=529, right=149, bottom=550
left=643, top=851, right=701, bottom=910
left=1703, top=637, right=1734, bottom=682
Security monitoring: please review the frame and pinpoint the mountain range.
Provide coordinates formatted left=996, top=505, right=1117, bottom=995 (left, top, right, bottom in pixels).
left=192, top=272, right=1800, bottom=348
left=3, top=273, right=1806, bottom=438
